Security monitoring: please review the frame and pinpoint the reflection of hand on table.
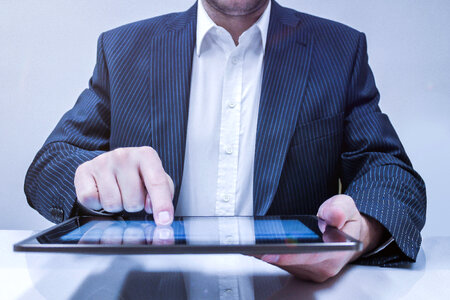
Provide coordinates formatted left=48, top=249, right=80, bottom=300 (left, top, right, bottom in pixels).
left=78, top=221, right=175, bottom=245
left=256, top=195, right=385, bottom=282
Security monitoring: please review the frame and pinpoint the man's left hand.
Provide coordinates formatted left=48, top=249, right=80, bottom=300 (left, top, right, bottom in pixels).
left=257, top=195, right=385, bottom=282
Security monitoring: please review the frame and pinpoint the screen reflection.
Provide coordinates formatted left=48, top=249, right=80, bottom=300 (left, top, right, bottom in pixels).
left=59, top=216, right=320, bottom=246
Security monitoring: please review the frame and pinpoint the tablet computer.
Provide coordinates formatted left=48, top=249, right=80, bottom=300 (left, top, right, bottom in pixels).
left=13, top=215, right=362, bottom=254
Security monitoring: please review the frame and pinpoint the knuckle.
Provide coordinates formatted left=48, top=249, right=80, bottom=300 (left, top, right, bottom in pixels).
left=143, top=148, right=162, bottom=164
left=145, top=165, right=168, bottom=185
left=92, top=153, right=109, bottom=168
left=335, top=194, right=353, bottom=203
left=148, top=174, right=168, bottom=187
left=75, top=164, right=85, bottom=175
left=112, top=148, right=130, bottom=161
left=75, top=161, right=91, bottom=177
left=328, top=195, right=342, bottom=204
left=139, top=146, right=157, bottom=157
left=139, top=146, right=154, bottom=152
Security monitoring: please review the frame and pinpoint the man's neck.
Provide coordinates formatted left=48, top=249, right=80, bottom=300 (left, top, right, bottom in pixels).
left=201, top=0, right=269, bottom=45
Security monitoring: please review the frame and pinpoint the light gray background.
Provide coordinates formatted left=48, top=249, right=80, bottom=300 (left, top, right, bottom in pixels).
left=1, top=1, right=449, bottom=236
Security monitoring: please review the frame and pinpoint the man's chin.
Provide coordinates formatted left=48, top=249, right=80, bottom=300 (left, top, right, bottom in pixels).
left=204, top=0, right=268, bottom=17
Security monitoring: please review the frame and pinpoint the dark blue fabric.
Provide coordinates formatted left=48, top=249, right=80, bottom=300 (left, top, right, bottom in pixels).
left=24, top=1, right=426, bottom=266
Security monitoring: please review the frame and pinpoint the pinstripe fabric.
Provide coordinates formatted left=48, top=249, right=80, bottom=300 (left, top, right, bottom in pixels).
left=24, top=1, right=426, bottom=266
left=253, top=6, right=313, bottom=216
left=149, top=14, right=196, bottom=207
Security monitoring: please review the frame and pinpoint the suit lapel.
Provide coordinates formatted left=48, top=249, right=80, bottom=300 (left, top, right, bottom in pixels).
left=254, top=2, right=314, bottom=215
left=149, top=4, right=197, bottom=207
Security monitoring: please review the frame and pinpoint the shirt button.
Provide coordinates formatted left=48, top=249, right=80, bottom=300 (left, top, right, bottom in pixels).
left=222, top=194, right=231, bottom=202
left=225, top=288, right=233, bottom=294
left=228, top=101, right=236, bottom=108
left=231, top=56, right=239, bottom=65
left=225, top=145, right=233, bottom=154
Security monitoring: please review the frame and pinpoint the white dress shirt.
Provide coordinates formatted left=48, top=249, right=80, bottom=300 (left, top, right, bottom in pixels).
left=176, top=0, right=271, bottom=217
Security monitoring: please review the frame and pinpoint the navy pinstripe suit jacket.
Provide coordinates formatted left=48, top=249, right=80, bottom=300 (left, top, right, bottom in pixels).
left=25, top=1, right=426, bottom=266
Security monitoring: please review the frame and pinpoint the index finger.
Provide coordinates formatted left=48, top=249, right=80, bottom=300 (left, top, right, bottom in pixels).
left=138, top=148, right=174, bottom=226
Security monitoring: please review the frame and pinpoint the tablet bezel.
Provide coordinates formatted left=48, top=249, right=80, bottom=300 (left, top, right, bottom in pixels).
left=13, top=215, right=363, bottom=254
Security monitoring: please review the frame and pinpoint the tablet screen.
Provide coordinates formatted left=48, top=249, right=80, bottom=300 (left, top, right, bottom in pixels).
left=53, top=216, right=321, bottom=245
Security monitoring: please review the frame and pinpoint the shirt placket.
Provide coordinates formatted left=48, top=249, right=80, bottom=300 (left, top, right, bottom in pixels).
left=215, top=41, right=243, bottom=216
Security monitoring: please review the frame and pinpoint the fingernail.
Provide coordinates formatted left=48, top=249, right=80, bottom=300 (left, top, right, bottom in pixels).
left=104, top=204, right=121, bottom=212
left=261, top=255, right=280, bottom=264
left=126, top=204, right=142, bottom=213
left=158, top=211, right=171, bottom=225
left=85, top=198, right=102, bottom=210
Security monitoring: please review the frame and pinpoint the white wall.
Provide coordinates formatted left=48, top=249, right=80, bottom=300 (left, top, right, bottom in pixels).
left=1, top=0, right=448, bottom=236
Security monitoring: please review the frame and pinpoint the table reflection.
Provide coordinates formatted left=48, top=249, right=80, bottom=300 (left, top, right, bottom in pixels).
left=68, top=260, right=312, bottom=300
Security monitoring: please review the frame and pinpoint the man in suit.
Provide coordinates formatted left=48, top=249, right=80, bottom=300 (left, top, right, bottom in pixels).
left=25, top=0, right=426, bottom=282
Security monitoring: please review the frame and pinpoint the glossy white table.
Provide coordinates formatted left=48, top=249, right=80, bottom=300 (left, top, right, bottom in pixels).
left=1, top=230, right=449, bottom=299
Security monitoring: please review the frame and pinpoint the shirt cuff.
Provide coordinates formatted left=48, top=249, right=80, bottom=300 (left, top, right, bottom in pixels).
left=363, top=237, right=395, bottom=257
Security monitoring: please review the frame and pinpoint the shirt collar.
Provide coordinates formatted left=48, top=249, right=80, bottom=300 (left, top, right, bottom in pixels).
left=196, top=0, right=271, bottom=57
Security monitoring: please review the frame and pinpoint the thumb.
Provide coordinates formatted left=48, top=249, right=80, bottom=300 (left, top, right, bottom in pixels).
left=317, top=195, right=358, bottom=230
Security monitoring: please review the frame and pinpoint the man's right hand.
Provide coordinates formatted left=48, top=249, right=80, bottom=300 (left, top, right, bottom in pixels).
left=74, top=146, right=174, bottom=226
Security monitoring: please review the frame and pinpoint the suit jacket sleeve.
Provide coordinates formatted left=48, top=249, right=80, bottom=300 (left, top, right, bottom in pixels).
left=341, top=33, right=426, bottom=266
left=24, top=33, right=110, bottom=223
